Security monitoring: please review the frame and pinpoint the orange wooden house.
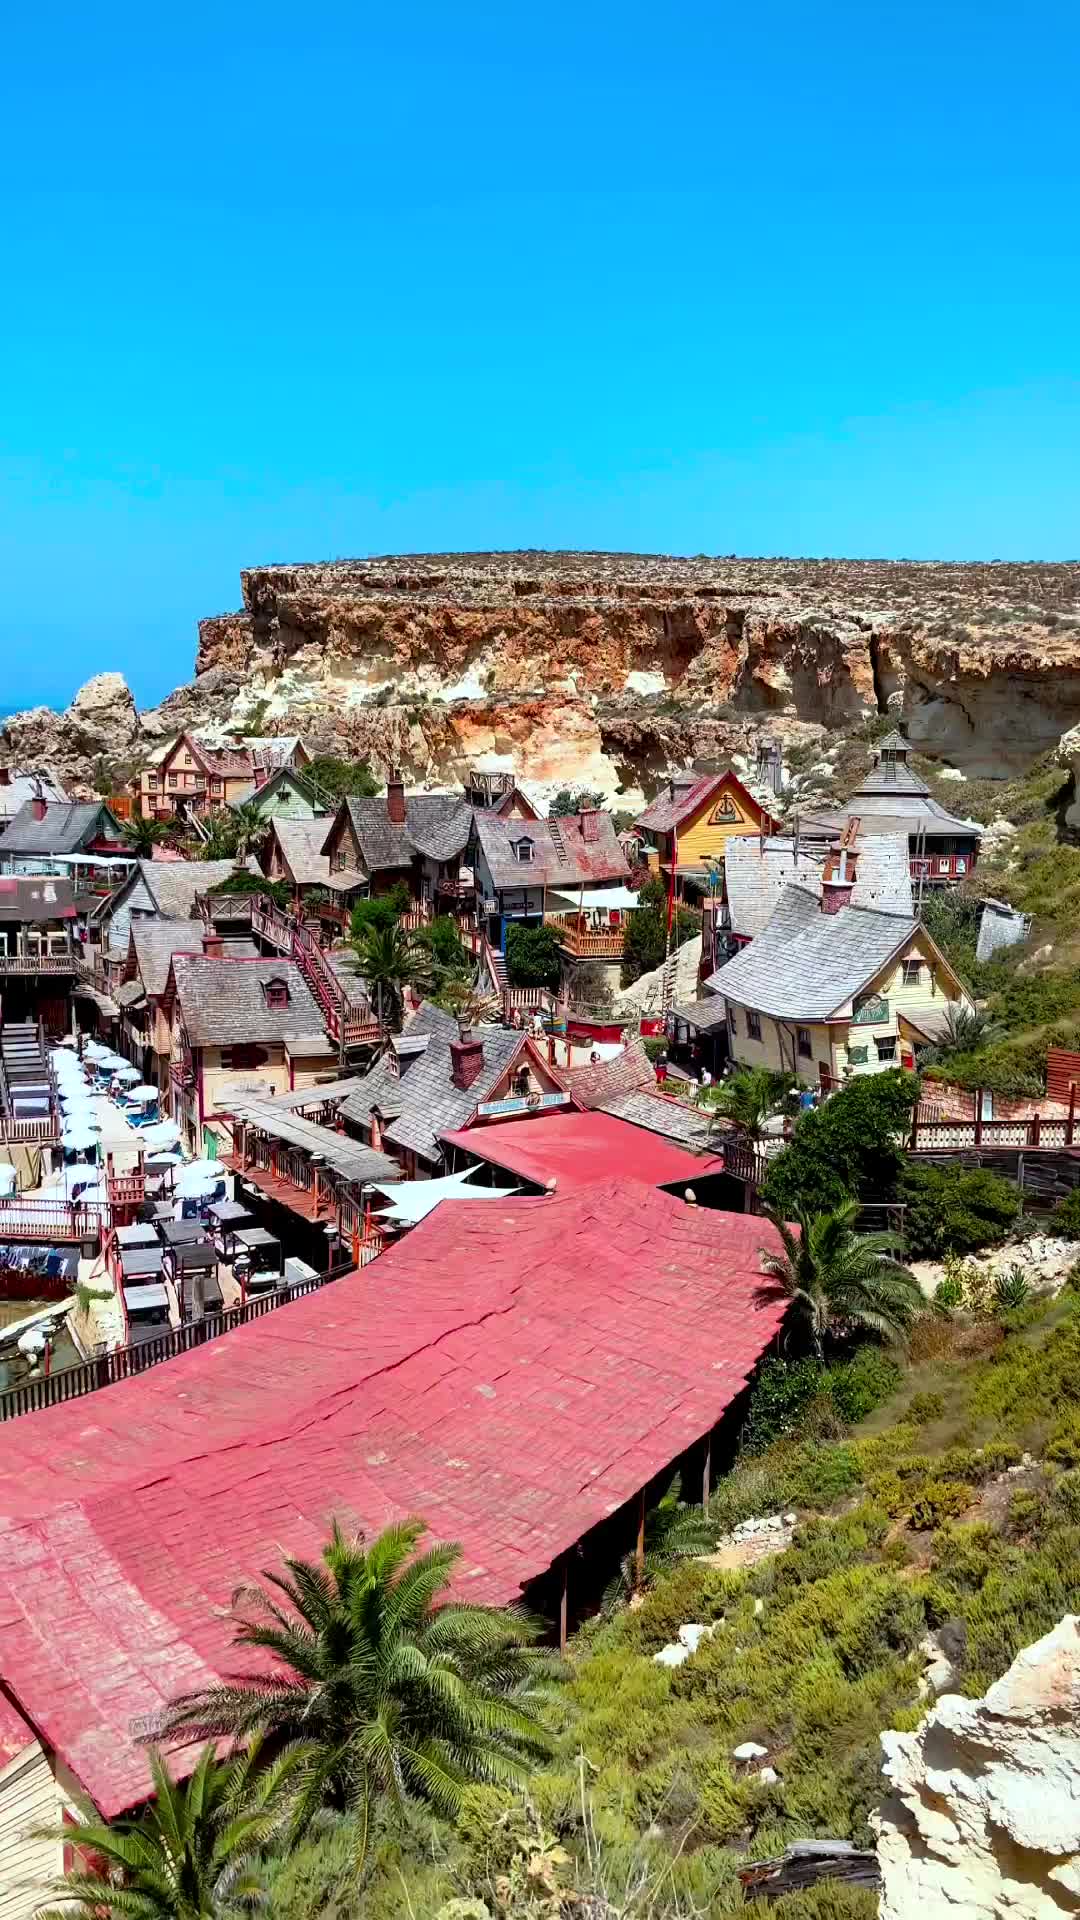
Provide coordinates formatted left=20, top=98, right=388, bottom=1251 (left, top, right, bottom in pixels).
left=633, top=769, right=780, bottom=894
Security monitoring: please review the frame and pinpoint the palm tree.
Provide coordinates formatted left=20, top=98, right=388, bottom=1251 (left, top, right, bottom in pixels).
left=759, top=1198, right=924, bottom=1361
left=698, top=1066, right=797, bottom=1148
left=602, top=1474, right=717, bottom=1614
left=39, top=1739, right=302, bottom=1920
left=123, top=814, right=176, bottom=858
left=196, top=813, right=242, bottom=861
left=231, top=803, right=269, bottom=864
left=351, top=922, right=419, bottom=1031
left=920, top=1003, right=1001, bottom=1063
left=163, top=1520, right=549, bottom=1864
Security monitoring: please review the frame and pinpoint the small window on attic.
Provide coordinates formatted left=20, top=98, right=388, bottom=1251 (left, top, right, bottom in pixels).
left=262, top=976, right=290, bottom=1010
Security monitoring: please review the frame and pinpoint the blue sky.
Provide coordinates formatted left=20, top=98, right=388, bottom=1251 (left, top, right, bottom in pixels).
left=2, top=0, right=1078, bottom=709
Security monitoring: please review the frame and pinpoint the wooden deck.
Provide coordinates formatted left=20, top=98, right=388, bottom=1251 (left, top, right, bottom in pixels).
left=223, top=1156, right=331, bottom=1223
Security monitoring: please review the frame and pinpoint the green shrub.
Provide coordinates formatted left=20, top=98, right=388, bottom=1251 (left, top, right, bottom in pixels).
left=902, top=1163, right=1019, bottom=1258
left=1007, top=1489, right=1046, bottom=1537
left=827, top=1347, right=901, bottom=1424
left=994, top=1263, right=1031, bottom=1311
left=907, top=1479, right=972, bottom=1529
left=1046, top=1410, right=1080, bottom=1466
left=350, top=881, right=410, bottom=937
left=1055, top=1188, right=1080, bottom=1241
left=908, top=1390, right=946, bottom=1424
left=742, top=1355, right=830, bottom=1454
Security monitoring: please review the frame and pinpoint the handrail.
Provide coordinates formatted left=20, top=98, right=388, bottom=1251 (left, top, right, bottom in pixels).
left=0, top=1257, right=357, bottom=1423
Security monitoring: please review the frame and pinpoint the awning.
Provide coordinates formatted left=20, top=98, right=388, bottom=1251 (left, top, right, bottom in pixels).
left=547, top=885, right=640, bottom=912
left=369, top=1165, right=519, bottom=1224
left=73, top=985, right=120, bottom=1018
left=114, top=981, right=147, bottom=1010
left=324, top=869, right=368, bottom=893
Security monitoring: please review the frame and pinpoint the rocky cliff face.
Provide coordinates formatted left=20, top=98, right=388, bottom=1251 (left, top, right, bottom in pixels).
left=6, top=553, right=1080, bottom=798
left=875, top=1614, right=1080, bottom=1918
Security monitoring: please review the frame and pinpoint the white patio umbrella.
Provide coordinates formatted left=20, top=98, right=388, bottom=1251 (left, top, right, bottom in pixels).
left=59, top=1086, right=94, bottom=1105
left=141, top=1120, right=182, bottom=1150
left=61, top=1126, right=100, bottom=1153
left=113, top=1064, right=141, bottom=1084
left=176, top=1159, right=223, bottom=1196
left=82, top=1041, right=108, bottom=1059
left=124, top=1085, right=160, bottom=1103
left=0, top=1164, right=16, bottom=1198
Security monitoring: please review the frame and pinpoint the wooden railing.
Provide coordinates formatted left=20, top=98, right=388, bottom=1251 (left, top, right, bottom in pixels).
left=0, top=1257, right=356, bottom=1423
left=0, top=1115, right=60, bottom=1144
left=0, top=953, right=78, bottom=974
left=910, top=854, right=974, bottom=882
left=248, top=902, right=383, bottom=1048
left=0, top=1198, right=106, bottom=1242
left=911, top=1107, right=1078, bottom=1151
left=546, top=914, right=626, bottom=958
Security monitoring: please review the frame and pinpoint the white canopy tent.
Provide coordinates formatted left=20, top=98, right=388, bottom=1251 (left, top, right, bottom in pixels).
left=369, top=1165, right=519, bottom=1226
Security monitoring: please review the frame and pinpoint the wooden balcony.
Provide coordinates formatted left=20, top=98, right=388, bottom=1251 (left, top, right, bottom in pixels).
left=0, top=952, right=78, bottom=974
left=546, top=914, right=626, bottom=958
left=0, top=1198, right=106, bottom=1242
left=910, top=853, right=974, bottom=883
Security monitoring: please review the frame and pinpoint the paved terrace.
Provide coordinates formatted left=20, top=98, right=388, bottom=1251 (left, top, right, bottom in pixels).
left=0, top=1180, right=785, bottom=1816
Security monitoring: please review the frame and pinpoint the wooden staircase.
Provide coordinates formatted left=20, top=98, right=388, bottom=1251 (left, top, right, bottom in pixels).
left=247, top=903, right=382, bottom=1049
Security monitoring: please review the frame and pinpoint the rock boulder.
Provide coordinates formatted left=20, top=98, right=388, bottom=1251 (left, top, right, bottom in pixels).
left=875, top=1614, right=1080, bottom=1917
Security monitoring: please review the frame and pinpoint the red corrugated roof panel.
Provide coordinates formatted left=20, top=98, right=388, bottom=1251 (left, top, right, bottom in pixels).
left=442, top=1108, right=723, bottom=1191
left=0, top=1181, right=786, bottom=1816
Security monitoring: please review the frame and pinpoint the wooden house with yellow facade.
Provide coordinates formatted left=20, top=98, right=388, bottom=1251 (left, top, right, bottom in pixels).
left=704, top=855, right=971, bottom=1089
left=633, top=770, right=779, bottom=896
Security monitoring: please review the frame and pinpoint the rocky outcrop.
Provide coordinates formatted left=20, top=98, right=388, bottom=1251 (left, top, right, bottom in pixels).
left=6, top=554, right=1080, bottom=798
left=875, top=1614, right=1080, bottom=1918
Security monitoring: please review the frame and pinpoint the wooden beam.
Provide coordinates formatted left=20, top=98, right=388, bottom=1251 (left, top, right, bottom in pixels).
left=558, top=1558, right=569, bottom=1654
left=702, top=1434, right=712, bottom=1507
left=635, top=1489, right=646, bottom=1587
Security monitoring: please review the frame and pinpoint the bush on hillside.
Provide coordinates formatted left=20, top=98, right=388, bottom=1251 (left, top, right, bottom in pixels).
left=350, top=882, right=410, bottom=938
left=760, top=1071, right=920, bottom=1216
left=1055, top=1188, right=1080, bottom=1240
left=742, top=1349, right=901, bottom=1454
left=901, top=1162, right=1020, bottom=1258
left=307, top=754, right=379, bottom=799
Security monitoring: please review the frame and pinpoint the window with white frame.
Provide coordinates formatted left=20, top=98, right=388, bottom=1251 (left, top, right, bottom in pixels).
left=875, top=1035, right=897, bottom=1061
left=902, top=959, right=922, bottom=986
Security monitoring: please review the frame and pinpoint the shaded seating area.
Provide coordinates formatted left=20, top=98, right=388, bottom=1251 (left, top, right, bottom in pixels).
left=220, top=1096, right=401, bottom=1263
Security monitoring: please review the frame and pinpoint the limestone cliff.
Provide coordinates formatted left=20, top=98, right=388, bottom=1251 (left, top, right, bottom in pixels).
left=6, top=552, right=1080, bottom=798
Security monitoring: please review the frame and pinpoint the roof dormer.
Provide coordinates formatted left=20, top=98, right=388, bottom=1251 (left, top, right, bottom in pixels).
left=514, top=836, right=534, bottom=863
left=262, top=975, right=290, bottom=1010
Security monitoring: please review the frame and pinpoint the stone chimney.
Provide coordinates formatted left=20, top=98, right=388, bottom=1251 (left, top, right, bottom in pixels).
left=387, top=768, right=406, bottom=825
left=31, top=781, right=47, bottom=822
left=821, top=847, right=857, bottom=915
left=450, top=1030, right=486, bottom=1092
left=202, top=931, right=224, bottom=958
left=580, top=807, right=600, bottom=843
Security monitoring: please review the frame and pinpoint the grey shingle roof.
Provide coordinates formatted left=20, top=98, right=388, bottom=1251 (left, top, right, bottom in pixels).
left=270, top=819, right=332, bottom=888
left=670, top=996, right=731, bottom=1033
left=561, top=1037, right=655, bottom=1109
left=340, top=1001, right=528, bottom=1166
left=168, top=957, right=326, bottom=1047
left=800, top=792, right=983, bottom=837
left=0, top=771, right=68, bottom=821
left=472, top=810, right=629, bottom=890
left=226, top=1099, right=401, bottom=1185
left=723, top=834, right=912, bottom=940
left=0, top=801, right=122, bottom=855
left=139, top=858, right=261, bottom=918
left=705, top=884, right=919, bottom=1021
left=130, top=919, right=258, bottom=998
left=858, top=760, right=932, bottom=796
left=601, top=1088, right=713, bottom=1147
left=341, top=794, right=471, bottom=872
left=875, top=729, right=912, bottom=755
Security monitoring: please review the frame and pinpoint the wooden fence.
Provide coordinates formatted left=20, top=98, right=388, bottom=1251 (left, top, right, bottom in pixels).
left=0, top=1256, right=356, bottom=1423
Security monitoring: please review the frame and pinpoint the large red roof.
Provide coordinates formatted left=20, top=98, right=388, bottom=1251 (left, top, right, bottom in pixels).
left=0, top=1182, right=786, bottom=1816
left=442, top=1108, right=723, bottom=1191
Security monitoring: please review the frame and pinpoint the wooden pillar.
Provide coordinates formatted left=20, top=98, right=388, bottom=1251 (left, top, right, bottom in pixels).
left=634, top=1489, right=646, bottom=1588
left=1069, top=1084, right=1077, bottom=1148
left=1032, top=1110, right=1042, bottom=1148
left=558, top=1557, right=569, bottom=1654
left=702, top=1434, right=712, bottom=1507
left=974, top=1092, right=984, bottom=1147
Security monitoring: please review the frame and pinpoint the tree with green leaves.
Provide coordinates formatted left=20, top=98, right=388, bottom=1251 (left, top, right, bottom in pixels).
left=760, top=1068, right=921, bottom=1217
left=307, top=755, right=380, bottom=800
left=191, top=812, right=242, bottom=861
left=505, top=922, right=561, bottom=989
left=163, top=1520, right=549, bottom=1866
left=123, top=813, right=177, bottom=858
left=759, top=1198, right=924, bottom=1362
left=351, top=921, right=420, bottom=1029
left=549, top=787, right=606, bottom=818
left=350, top=882, right=411, bottom=940
left=697, top=1066, right=797, bottom=1148
left=40, top=1739, right=302, bottom=1920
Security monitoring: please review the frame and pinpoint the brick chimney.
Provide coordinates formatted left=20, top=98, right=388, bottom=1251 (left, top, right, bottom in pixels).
left=450, top=1030, right=485, bottom=1091
left=821, top=847, right=856, bottom=916
left=31, top=781, right=47, bottom=822
left=202, top=931, right=224, bottom=958
left=580, top=806, right=600, bottom=843
left=387, top=768, right=406, bottom=825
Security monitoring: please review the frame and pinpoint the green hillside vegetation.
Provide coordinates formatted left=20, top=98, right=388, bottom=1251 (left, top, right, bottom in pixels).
left=261, top=1294, right=1080, bottom=1920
